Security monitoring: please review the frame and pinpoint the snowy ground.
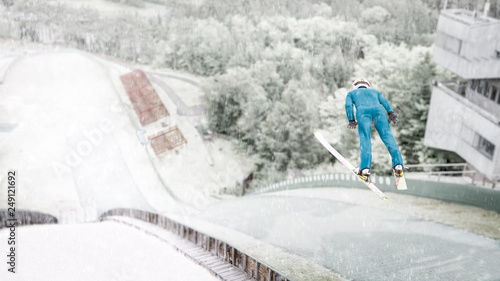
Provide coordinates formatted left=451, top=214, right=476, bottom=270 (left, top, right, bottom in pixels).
left=0, top=221, right=220, bottom=281
left=267, top=188, right=500, bottom=240
left=0, top=47, right=187, bottom=220
left=151, top=71, right=203, bottom=107
left=191, top=187, right=500, bottom=281
left=0, top=44, right=258, bottom=279
left=102, top=55, right=256, bottom=206
left=0, top=44, right=254, bottom=221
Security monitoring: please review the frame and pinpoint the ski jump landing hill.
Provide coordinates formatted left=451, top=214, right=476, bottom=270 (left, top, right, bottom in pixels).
left=1, top=48, right=499, bottom=281
left=0, top=48, right=325, bottom=281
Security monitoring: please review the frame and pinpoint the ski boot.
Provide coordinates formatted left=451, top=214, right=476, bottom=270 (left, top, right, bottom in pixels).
left=393, top=164, right=407, bottom=190
left=394, top=164, right=403, bottom=178
left=354, top=167, right=371, bottom=183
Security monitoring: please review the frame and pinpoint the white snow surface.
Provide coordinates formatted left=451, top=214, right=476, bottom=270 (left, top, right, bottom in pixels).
left=0, top=221, right=220, bottom=281
left=0, top=46, right=254, bottom=220
left=0, top=49, right=179, bottom=218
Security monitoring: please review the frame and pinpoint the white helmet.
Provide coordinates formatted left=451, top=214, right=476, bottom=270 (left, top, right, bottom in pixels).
left=352, top=78, right=371, bottom=90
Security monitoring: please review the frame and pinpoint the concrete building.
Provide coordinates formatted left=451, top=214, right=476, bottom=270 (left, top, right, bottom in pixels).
left=425, top=8, right=500, bottom=183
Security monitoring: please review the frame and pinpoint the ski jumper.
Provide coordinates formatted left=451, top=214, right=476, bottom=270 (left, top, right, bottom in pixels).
left=345, top=88, right=403, bottom=170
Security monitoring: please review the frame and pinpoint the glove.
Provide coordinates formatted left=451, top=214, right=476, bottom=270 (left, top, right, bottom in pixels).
left=388, top=112, right=398, bottom=124
left=347, top=120, right=358, bottom=129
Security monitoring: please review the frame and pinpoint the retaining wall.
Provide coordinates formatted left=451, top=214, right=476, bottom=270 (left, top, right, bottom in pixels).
left=0, top=209, right=58, bottom=229
left=100, top=208, right=291, bottom=281
left=250, top=173, right=500, bottom=213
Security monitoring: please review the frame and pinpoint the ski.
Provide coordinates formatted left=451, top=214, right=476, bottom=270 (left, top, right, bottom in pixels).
left=314, top=131, right=390, bottom=201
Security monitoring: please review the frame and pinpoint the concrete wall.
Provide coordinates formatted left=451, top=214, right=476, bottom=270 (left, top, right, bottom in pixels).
left=424, top=84, right=500, bottom=179
left=438, top=9, right=500, bottom=59
left=434, top=46, right=500, bottom=79
left=249, top=173, right=500, bottom=213
left=100, top=208, right=292, bottom=281
left=0, top=210, right=58, bottom=229
left=434, top=9, right=500, bottom=79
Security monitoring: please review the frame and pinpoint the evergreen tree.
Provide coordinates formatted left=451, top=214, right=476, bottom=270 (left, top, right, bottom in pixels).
left=397, top=53, right=435, bottom=164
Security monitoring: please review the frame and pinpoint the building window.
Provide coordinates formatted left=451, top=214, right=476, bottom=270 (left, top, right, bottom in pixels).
left=471, top=79, right=478, bottom=90
left=477, top=135, right=495, bottom=159
left=491, top=85, right=498, bottom=102
left=478, top=80, right=485, bottom=94
left=446, top=36, right=462, bottom=55
left=436, top=32, right=462, bottom=55
left=483, top=82, right=490, bottom=98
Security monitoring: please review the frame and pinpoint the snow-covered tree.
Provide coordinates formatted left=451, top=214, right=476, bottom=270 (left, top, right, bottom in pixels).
left=225, top=16, right=261, bottom=68
left=250, top=60, right=285, bottom=102
left=255, top=80, right=325, bottom=172
left=166, top=18, right=234, bottom=76
left=201, top=68, right=266, bottom=135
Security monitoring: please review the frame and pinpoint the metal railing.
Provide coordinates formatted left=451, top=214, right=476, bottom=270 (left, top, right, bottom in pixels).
left=435, top=80, right=500, bottom=125
left=437, top=80, right=467, bottom=97
left=404, top=162, right=474, bottom=182
left=404, top=163, right=499, bottom=188
left=248, top=172, right=500, bottom=212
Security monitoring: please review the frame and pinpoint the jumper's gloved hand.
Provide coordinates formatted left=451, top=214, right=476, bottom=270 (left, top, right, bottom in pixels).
left=347, top=120, right=358, bottom=129
left=388, top=112, right=398, bottom=124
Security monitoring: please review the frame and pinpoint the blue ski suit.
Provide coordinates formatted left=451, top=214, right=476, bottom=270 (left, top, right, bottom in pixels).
left=345, top=88, right=403, bottom=170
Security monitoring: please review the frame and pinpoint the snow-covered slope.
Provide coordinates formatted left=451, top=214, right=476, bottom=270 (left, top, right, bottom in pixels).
left=0, top=49, right=177, bottom=218
left=0, top=45, right=255, bottom=222
left=0, top=221, right=219, bottom=281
